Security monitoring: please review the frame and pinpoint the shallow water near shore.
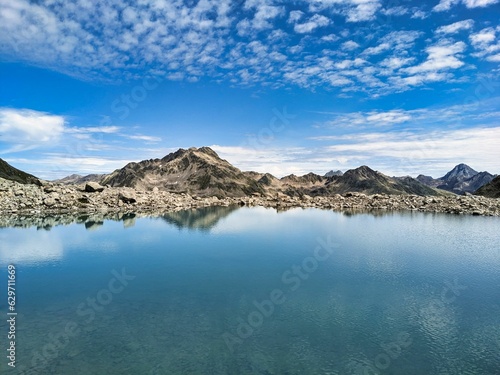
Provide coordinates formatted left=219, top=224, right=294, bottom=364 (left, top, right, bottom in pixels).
left=1, top=207, right=500, bottom=374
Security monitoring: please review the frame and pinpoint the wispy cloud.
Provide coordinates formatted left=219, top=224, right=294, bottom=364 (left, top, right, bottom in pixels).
left=0, top=108, right=65, bottom=153
left=0, top=107, right=163, bottom=164
left=122, top=134, right=162, bottom=143
left=436, top=19, right=475, bottom=34
left=321, top=126, right=500, bottom=176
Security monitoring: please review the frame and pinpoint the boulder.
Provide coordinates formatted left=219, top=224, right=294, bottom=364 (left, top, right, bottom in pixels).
left=85, top=182, right=105, bottom=193
left=118, top=190, right=137, bottom=204
left=43, top=198, right=56, bottom=207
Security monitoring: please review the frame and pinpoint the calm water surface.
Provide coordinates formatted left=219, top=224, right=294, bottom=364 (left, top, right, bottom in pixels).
left=1, top=207, right=499, bottom=375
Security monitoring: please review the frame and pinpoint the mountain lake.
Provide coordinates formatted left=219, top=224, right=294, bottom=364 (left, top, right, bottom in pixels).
left=1, top=206, right=499, bottom=374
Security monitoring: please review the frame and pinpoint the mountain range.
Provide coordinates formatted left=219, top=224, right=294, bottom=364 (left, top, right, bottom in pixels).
left=0, top=148, right=498, bottom=198
left=416, top=163, right=496, bottom=194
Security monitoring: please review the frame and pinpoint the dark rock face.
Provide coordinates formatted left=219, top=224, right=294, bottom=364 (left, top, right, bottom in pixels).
left=475, top=176, right=500, bottom=198
left=0, top=158, right=41, bottom=186
left=417, top=164, right=495, bottom=194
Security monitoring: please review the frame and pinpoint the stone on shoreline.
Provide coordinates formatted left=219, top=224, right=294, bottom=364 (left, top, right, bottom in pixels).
left=85, top=182, right=105, bottom=193
left=0, top=177, right=499, bottom=217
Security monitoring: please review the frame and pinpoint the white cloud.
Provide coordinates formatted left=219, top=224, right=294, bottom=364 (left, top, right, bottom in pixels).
left=288, top=10, right=304, bottom=23
left=436, top=19, right=474, bottom=34
left=313, top=109, right=413, bottom=128
left=123, top=134, right=162, bottom=142
left=308, top=0, right=382, bottom=22
left=67, top=126, right=121, bottom=134
left=294, top=14, right=330, bottom=34
left=469, top=27, right=500, bottom=61
left=433, top=0, right=461, bottom=11
left=463, top=0, right=500, bottom=7
left=243, top=0, right=285, bottom=30
left=470, top=28, right=497, bottom=45
left=381, top=6, right=409, bottom=16
left=433, top=0, right=499, bottom=11
left=321, top=34, right=340, bottom=42
left=342, top=40, right=360, bottom=50
left=0, top=108, right=65, bottom=153
left=5, top=155, right=138, bottom=180
left=0, top=0, right=495, bottom=97
left=380, top=57, right=415, bottom=70
left=411, top=9, right=428, bottom=19
left=403, top=41, right=466, bottom=75
left=321, top=126, right=500, bottom=176
left=211, top=144, right=361, bottom=177
left=213, top=120, right=500, bottom=177
left=363, top=42, right=391, bottom=55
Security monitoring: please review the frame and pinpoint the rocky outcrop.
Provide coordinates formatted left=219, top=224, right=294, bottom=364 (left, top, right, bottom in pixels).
left=0, top=158, right=41, bottom=186
left=1, top=177, right=499, bottom=218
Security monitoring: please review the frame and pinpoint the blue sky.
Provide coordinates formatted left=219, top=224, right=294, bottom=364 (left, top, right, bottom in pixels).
left=0, top=0, right=499, bottom=180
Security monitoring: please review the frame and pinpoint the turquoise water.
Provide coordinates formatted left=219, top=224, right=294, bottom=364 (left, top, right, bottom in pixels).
left=1, top=207, right=500, bottom=374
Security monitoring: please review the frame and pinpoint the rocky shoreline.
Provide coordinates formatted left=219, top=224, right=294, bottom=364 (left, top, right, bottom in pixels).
left=1, top=178, right=500, bottom=224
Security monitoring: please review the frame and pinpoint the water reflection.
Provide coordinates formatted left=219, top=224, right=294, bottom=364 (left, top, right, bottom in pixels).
left=160, top=205, right=239, bottom=231
left=0, top=205, right=474, bottom=231
left=0, top=206, right=241, bottom=231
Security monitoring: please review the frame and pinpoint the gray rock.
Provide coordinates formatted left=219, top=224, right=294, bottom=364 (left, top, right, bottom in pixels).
left=43, top=198, right=56, bottom=207
left=85, top=182, right=105, bottom=193
left=118, top=190, right=137, bottom=204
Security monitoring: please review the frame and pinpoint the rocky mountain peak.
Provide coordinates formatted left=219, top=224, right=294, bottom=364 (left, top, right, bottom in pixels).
left=324, top=170, right=343, bottom=177
left=343, top=165, right=379, bottom=179
left=441, top=163, right=478, bottom=181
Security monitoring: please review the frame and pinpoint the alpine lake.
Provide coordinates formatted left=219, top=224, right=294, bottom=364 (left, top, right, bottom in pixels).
left=1, top=206, right=499, bottom=375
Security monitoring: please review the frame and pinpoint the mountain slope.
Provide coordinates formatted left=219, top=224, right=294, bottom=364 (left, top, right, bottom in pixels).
left=0, top=158, right=41, bottom=185
left=54, top=174, right=106, bottom=185
left=453, top=171, right=495, bottom=193
left=312, top=166, right=442, bottom=196
left=417, top=164, right=494, bottom=194
left=475, top=176, right=500, bottom=198
left=101, top=147, right=264, bottom=197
